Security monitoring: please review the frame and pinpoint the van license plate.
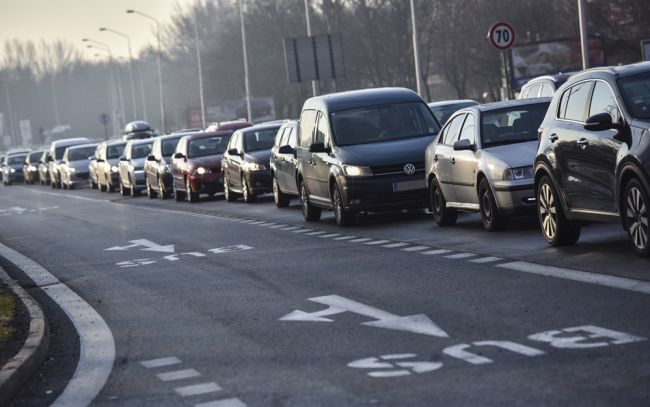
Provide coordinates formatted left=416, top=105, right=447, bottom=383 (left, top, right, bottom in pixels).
left=393, top=180, right=423, bottom=192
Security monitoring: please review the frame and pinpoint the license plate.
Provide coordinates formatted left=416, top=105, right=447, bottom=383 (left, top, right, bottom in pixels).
left=392, top=180, right=424, bottom=192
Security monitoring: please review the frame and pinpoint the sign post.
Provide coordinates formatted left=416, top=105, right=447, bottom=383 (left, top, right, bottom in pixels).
left=642, top=39, right=650, bottom=62
left=487, top=22, right=516, bottom=100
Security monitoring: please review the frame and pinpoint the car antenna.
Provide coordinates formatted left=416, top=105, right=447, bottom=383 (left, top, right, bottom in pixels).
left=484, top=73, right=499, bottom=102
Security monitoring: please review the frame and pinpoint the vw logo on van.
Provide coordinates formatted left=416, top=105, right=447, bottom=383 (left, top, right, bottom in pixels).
left=403, top=163, right=416, bottom=176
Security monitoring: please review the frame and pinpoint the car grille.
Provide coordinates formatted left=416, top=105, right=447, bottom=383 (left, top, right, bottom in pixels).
left=370, top=161, right=425, bottom=176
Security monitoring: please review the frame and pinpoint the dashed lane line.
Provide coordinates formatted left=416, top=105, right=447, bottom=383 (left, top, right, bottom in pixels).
left=444, top=253, right=478, bottom=260
left=421, top=249, right=452, bottom=255
left=349, top=237, right=372, bottom=243
left=175, top=382, right=223, bottom=397
left=402, top=245, right=429, bottom=252
left=195, top=398, right=248, bottom=407
left=383, top=242, right=410, bottom=249
left=141, top=357, right=182, bottom=368
left=469, top=256, right=502, bottom=263
left=364, top=240, right=390, bottom=245
left=157, top=369, right=201, bottom=382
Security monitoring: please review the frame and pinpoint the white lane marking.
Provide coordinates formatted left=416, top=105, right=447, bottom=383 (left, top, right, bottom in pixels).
left=292, top=228, right=312, bottom=233
left=0, top=242, right=116, bottom=407
left=382, top=242, right=409, bottom=248
left=175, top=382, right=223, bottom=397
left=240, top=220, right=256, bottom=224
left=402, top=245, right=429, bottom=252
left=334, top=236, right=356, bottom=241
left=157, top=368, right=201, bottom=382
left=195, top=398, right=247, bottom=407
left=280, top=294, right=448, bottom=337
left=105, top=239, right=175, bottom=253
left=470, top=256, right=503, bottom=264
left=444, top=253, right=478, bottom=260
left=349, top=237, right=372, bottom=243
left=280, top=226, right=299, bottom=231
left=259, top=222, right=276, bottom=226
left=319, top=233, right=341, bottom=238
left=248, top=221, right=265, bottom=225
left=365, top=240, right=390, bottom=245
left=498, top=261, right=650, bottom=295
left=306, top=231, right=326, bottom=236
left=421, top=249, right=452, bottom=255
left=269, top=224, right=287, bottom=229
left=141, top=357, right=182, bottom=368
left=23, top=188, right=110, bottom=203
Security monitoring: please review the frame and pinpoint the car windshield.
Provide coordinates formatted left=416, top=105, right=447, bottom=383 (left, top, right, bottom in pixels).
left=69, top=147, right=96, bottom=161
left=244, top=128, right=278, bottom=152
left=54, top=146, right=68, bottom=160
left=162, top=137, right=182, bottom=156
left=131, top=142, right=153, bottom=159
left=28, top=152, right=41, bottom=163
left=7, top=155, right=27, bottom=165
left=331, top=102, right=440, bottom=147
left=107, top=144, right=126, bottom=159
left=430, top=102, right=477, bottom=125
left=619, top=72, right=650, bottom=120
left=481, top=102, right=549, bottom=148
left=188, top=136, right=228, bottom=158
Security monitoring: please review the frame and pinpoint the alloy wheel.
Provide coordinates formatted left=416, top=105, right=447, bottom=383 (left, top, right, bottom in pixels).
left=626, top=185, right=648, bottom=251
left=538, top=183, right=557, bottom=240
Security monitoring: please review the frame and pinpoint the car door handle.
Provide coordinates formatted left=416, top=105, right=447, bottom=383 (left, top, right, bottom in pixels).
left=577, top=138, right=589, bottom=149
left=550, top=134, right=559, bottom=142
left=433, top=155, right=439, bottom=162
left=450, top=157, right=456, bottom=165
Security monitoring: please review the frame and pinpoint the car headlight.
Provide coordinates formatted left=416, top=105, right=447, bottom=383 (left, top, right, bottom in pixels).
left=503, top=165, right=533, bottom=180
left=245, top=162, right=266, bottom=171
left=343, top=165, right=373, bottom=177
left=29, top=165, right=37, bottom=171
left=10, top=168, right=16, bottom=173
left=196, top=166, right=206, bottom=175
left=111, top=165, right=119, bottom=173
left=70, top=168, right=77, bottom=173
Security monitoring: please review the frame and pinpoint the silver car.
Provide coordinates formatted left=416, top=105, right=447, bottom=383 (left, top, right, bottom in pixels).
left=60, top=144, right=98, bottom=189
left=425, top=98, right=550, bottom=231
left=118, top=139, right=153, bottom=196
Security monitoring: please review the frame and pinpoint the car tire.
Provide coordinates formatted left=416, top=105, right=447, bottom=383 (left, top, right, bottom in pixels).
left=272, top=175, right=290, bottom=208
left=120, top=181, right=129, bottom=197
left=429, top=177, right=457, bottom=226
left=146, top=179, right=157, bottom=199
left=69, top=183, right=75, bottom=190
left=300, top=181, right=321, bottom=221
left=242, top=176, right=256, bottom=203
left=623, top=178, right=650, bottom=257
left=186, top=178, right=199, bottom=203
left=158, top=177, right=167, bottom=200
left=224, top=174, right=237, bottom=202
left=479, top=178, right=506, bottom=231
left=130, top=177, right=140, bottom=197
left=332, top=183, right=355, bottom=226
left=174, top=181, right=185, bottom=202
left=537, top=175, right=581, bottom=246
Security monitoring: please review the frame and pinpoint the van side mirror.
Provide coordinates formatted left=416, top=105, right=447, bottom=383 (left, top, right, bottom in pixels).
left=309, top=142, right=329, bottom=153
left=173, top=152, right=185, bottom=160
left=227, top=148, right=241, bottom=156
left=453, top=139, right=473, bottom=151
left=278, top=145, right=295, bottom=155
left=119, top=156, right=128, bottom=161
left=46, top=156, right=54, bottom=162
left=146, top=155, right=157, bottom=162
left=584, top=113, right=615, bottom=131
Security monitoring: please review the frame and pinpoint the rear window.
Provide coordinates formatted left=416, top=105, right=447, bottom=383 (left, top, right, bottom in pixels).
left=481, top=102, right=549, bottom=148
left=244, top=128, right=279, bottom=152
left=28, top=152, right=41, bottom=163
left=7, top=155, right=26, bottom=165
left=188, top=136, right=228, bottom=158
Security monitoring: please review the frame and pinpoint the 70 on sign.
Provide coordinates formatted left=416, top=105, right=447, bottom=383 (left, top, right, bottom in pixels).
left=488, top=22, right=516, bottom=50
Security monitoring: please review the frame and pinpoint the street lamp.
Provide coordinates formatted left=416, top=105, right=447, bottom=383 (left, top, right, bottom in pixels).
left=93, top=53, right=118, bottom=139
left=193, top=8, right=206, bottom=129
left=126, top=9, right=166, bottom=133
left=238, top=0, right=252, bottom=122
left=85, top=40, right=126, bottom=130
left=99, top=27, right=138, bottom=119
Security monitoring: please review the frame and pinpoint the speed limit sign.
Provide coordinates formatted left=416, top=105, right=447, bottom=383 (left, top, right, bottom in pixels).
left=488, top=22, right=515, bottom=50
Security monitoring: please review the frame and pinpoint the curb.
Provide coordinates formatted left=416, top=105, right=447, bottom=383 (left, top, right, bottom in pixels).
left=0, top=266, right=50, bottom=406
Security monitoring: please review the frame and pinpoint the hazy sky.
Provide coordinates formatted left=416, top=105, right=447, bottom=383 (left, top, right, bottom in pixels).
left=0, top=0, right=195, bottom=59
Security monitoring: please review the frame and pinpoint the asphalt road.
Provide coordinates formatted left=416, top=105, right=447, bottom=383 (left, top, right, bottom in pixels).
left=1, top=184, right=649, bottom=406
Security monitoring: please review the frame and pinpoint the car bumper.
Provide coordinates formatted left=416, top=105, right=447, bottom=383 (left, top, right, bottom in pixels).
left=339, top=174, right=428, bottom=211
left=132, top=171, right=146, bottom=187
left=245, top=170, right=272, bottom=194
left=4, top=173, right=24, bottom=182
left=492, top=179, right=536, bottom=215
left=68, top=172, right=90, bottom=184
left=189, top=173, right=224, bottom=193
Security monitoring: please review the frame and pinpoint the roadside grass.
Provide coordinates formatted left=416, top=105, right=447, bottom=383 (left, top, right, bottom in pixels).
left=0, top=283, right=16, bottom=342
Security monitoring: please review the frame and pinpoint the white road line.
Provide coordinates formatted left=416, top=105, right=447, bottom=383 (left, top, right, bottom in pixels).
left=319, top=233, right=341, bottom=238
left=306, top=231, right=326, bottom=236
left=382, top=242, right=409, bottom=248
left=269, top=224, right=287, bottom=229
left=195, top=398, right=247, bottom=407
left=175, top=382, right=223, bottom=397
left=0, top=242, right=116, bottom=407
left=497, top=261, right=650, bottom=295
left=365, top=240, right=390, bottom=245
left=280, top=226, right=299, bottom=231
left=334, top=236, right=356, bottom=241
left=292, top=229, right=312, bottom=233
left=240, top=220, right=256, bottom=224
left=23, top=188, right=110, bottom=203
left=421, top=249, right=452, bottom=255
left=141, top=356, right=182, bottom=369
left=248, top=221, right=266, bottom=225
left=444, top=253, right=478, bottom=259
left=402, top=245, right=429, bottom=252
left=470, top=256, right=503, bottom=264
left=349, top=237, right=372, bottom=243
left=259, top=222, right=276, bottom=226
left=157, top=368, right=201, bottom=382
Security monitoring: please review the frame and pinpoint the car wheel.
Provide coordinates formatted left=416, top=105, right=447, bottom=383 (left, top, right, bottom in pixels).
left=186, top=177, right=199, bottom=203
left=224, top=174, right=236, bottom=202
left=158, top=177, right=167, bottom=200
left=332, top=183, right=355, bottom=226
left=242, top=176, right=256, bottom=203
left=537, top=176, right=580, bottom=246
left=146, top=179, right=157, bottom=199
left=120, top=180, right=129, bottom=197
left=429, top=177, right=457, bottom=226
left=623, top=178, right=649, bottom=256
left=479, top=178, right=506, bottom=231
left=273, top=175, right=290, bottom=208
left=300, top=181, right=321, bottom=221
left=130, top=177, right=140, bottom=197
left=174, top=182, right=185, bottom=202
left=69, top=183, right=75, bottom=190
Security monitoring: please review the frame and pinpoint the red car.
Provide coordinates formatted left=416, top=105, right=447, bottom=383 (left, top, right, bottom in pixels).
left=170, top=131, right=232, bottom=202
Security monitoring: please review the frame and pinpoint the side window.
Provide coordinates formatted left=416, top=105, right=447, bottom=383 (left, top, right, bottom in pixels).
left=589, top=81, right=620, bottom=124
left=561, top=81, right=593, bottom=122
left=288, top=127, right=298, bottom=147
left=519, top=87, right=529, bottom=99
left=540, top=83, right=554, bottom=98
left=443, top=114, right=466, bottom=145
left=274, top=127, right=286, bottom=147
left=314, top=112, right=331, bottom=147
left=458, top=114, right=476, bottom=145
left=175, top=139, right=186, bottom=155
left=299, top=110, right=317, bottom=148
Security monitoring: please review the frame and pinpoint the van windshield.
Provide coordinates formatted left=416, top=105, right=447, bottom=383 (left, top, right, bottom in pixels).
left=331, top=102, right=439, bottom=146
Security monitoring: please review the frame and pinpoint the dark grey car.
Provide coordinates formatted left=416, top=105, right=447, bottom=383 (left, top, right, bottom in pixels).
left=118, top=139, right=153, bottom=197
left=60, top=144, right=98, bottom=189
left=96, top=140, right=126, bottom=192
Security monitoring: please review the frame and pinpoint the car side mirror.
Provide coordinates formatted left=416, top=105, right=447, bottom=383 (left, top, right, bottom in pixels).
left=278, top=145, right=295, bottom=155
left=173, top=152, right=185, bottom=160
left=96, top=158, right=105, bottom=163
left=584, top=113, right=615, bottom=132
left=309, top=142, right=328, bottom=153
left=146, top=155, right=157, bottom=162
left=46, top=156, right=53, bottom=162
left=453, top=139, right=473, bottom=151
left=227, top=148, right=241, bottom=156
left=119, top=156, right=128, bottom=161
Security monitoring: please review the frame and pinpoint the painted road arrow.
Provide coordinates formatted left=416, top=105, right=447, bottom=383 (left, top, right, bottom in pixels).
left=104, top=239, right=175, bottom=253
left=280, top=295, right=448, bottom=338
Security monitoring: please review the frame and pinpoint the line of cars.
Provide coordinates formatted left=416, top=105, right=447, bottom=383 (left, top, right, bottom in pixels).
left=2, top=62, right=648, bottom=257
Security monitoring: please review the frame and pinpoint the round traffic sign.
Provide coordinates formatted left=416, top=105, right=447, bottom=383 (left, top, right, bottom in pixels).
left=488, top=22, right=515, bottom=50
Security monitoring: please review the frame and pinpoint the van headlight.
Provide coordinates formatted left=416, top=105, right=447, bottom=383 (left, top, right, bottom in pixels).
left=10, top=168, right=16, bottom=173
left=70, top=168, right=77, bottom=172
left=111, top=165, right=119, bottom=173
left=245, top=162, right=266, bottom=171
left=343, top=165, right=372, bottom=177
left=196, top=167, right=206, bottom=175
left=503, top=166, right=533, bottom=180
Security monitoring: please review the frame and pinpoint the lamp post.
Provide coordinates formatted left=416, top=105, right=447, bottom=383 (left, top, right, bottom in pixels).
left=193, top=7, right=206, bottom=129
left=409, top=0, right=424, bottom=97
left=94, top=53, right=118, bottom=138
left=578, top=0, right=589, bottom=69
left=84, top=39, right=125, bottom=130
left=99, top=27, right=138, bottom=119
left=238, top=0, right=252, bottom=122
left=126, top=9, right=166, bottom=133
left=304, top=0, right=318, bottom=97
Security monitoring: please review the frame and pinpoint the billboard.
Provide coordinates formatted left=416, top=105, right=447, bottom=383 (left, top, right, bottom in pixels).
left=510, top=37, right=606, bottom=90
left=283, top=33, right=345, bottom=83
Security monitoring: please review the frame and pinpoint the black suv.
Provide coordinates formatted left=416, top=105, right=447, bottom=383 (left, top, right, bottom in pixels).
left=535, top=62, right=650, bottom=256
left=296, top=87, right=440, bottom=226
